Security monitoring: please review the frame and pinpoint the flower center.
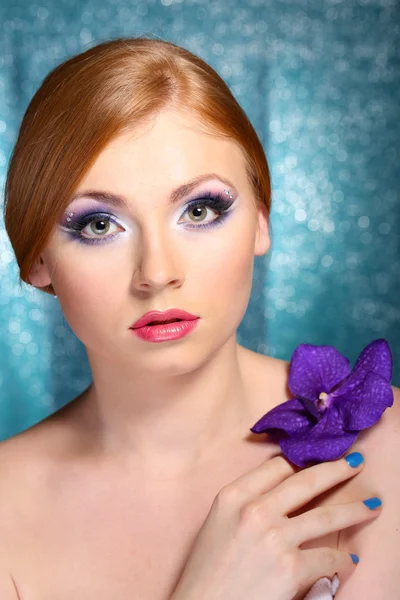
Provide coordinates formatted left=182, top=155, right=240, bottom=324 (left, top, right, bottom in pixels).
left=298, top=391, right=333, bottom=419
left=317, top=391, right=330, bottom=411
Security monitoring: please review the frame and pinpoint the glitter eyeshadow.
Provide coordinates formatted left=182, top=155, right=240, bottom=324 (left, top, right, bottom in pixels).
left=59, top=189, right=237, bottom=246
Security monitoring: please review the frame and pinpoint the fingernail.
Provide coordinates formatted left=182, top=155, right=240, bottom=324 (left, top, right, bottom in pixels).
left=350, top=553, right=359, bottom=564
left=363, top=497, right=382, bottom=510
left=345, top=452, right=364, bottom=468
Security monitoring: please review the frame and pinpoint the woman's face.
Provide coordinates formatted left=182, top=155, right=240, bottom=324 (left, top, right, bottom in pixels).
left=35, top=109, right=270, bottom=373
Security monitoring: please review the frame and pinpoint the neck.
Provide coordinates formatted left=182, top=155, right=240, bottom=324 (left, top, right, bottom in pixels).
left=79, top=338, right=254, bottom=477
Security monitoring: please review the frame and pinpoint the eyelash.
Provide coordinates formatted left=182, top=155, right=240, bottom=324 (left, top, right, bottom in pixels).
left=63, top=192, right=235, bottom=246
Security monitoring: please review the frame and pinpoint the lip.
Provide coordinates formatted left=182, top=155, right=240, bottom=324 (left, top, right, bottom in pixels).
left=130, top=308, right=199, bottom=329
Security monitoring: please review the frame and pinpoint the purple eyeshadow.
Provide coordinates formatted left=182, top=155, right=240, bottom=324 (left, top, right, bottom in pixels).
left=59, top=189, right=236, bottom=246
left=59, top=202, right=114, bottom=228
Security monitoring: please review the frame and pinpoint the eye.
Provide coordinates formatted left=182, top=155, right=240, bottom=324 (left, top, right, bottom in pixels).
left=178, top=194, right=233, bottom=229
left=81, top=216, right=121, bottom=239
left=62, top=191, right=235, bottom=245
left=180, top=203, right=219, bottom=225
left=63, top=212, right=125, bottom=244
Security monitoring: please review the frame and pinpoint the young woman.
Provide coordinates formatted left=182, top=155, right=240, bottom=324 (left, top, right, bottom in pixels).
left=1, top=37, right=399, bottom=600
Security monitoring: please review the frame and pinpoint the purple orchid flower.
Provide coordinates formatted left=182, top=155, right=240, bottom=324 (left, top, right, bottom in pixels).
left=250, top=339, right=394, bottom=468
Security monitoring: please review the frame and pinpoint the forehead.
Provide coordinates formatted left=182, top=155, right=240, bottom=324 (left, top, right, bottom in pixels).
left=76, top=109, right=250, bottom=195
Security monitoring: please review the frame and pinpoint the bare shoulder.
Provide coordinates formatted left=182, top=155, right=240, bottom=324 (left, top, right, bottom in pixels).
left=239, top=344, right=291, bottom=412
left=340, top=383, right=400, bottom=499
left=0, top=441, right=21, bottom=596
left=0, top=401, right=80, bottom=528
left=0, top=422, right=50, bottom=513
left=0, top=405, right=84, bottom=583
left=0, top=425, right=52, bottom=596
left=335, top=385, right=400, bottom=597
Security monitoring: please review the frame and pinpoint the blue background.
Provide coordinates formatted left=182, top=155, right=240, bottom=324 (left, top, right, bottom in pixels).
left=0, top=0, right=399, bottom=440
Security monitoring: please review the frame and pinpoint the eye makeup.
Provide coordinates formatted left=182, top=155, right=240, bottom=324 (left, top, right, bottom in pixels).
left=59, top=188, right=237, bottom=246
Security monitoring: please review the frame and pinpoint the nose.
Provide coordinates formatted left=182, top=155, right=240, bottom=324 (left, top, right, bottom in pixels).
left=131, top=226, right=185, bottom=293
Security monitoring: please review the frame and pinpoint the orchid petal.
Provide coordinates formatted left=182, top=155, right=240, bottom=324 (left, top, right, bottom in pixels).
left=288, top=344, right=351, bottom=400
left=336, top=371, right=394, bottom=430
left=279, top=404, right=360, bottom=468
left=352, top=339, right=392, bottom=382
left=250, top=398, right=313, bottom=436
left=332, top=339, right=393, bottom=401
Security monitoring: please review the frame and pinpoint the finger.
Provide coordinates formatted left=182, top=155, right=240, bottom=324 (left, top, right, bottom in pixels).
left=289, top=498, right=382, bottom=546
left=225, top=454, right=297, bottom=502
left=300, top=546, right=358, bottom=593
left=270, top=453, right=365, bottom=515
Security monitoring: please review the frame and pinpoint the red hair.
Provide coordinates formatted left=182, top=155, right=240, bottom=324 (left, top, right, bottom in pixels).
left=4, top=36, right=271, bottom=296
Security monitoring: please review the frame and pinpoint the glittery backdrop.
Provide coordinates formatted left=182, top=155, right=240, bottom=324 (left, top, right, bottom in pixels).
left=0, top=0, right=399, bottom=440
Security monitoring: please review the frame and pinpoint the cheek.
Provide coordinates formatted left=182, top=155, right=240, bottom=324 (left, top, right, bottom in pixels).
left=192, top=220, right=256, bottom=312
left=49, top=254, right=119, bottom=343
left=204, top=245, right=253, bottom=293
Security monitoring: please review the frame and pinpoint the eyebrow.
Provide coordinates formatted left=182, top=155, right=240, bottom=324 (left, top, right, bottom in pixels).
left=70, top=173, right=238, bottom=207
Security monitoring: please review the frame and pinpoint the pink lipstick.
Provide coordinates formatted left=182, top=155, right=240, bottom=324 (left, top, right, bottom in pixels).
left=129, top=309, right=200, bottom=343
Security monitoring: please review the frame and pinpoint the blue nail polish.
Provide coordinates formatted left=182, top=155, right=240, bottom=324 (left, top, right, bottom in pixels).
left=350, top=554, right=359, bottom=564
left=363, top=497, right=382, bottom=510
left=345, top=452, right=364, bottom=468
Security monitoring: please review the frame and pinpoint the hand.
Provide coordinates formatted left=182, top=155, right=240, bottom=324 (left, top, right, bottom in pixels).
left=170, top=453, right=381, bottom=600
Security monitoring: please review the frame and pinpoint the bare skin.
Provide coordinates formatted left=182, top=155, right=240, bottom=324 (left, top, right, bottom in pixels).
left=6, top=107, right=399, bottom=598
left=0, top=348, right=394, bottom=599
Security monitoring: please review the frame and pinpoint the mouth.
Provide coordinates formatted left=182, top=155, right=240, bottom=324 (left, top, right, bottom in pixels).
left=146, top=318, right=183, bottom=326
left=130, top=315, right=200, bottom=342
left=130, top=309, right=199, bottom=330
